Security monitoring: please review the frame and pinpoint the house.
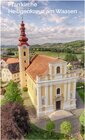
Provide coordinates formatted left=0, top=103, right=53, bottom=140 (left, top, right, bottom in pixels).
left=2, top=58, right=20, bottom=82
left=0, top=58, right=8, bottom=68
left=18, top=20, right=77, bottom=117
left=70, top=61, right=82, bottom=69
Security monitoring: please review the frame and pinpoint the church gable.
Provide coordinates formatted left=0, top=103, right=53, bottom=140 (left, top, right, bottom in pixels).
left=26, top=55, right=66, bottom=80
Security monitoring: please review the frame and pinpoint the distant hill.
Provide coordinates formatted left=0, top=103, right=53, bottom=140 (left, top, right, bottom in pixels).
left=1, top=40, right=84, bottom=54
left=31, top=40, right=84, bottom=54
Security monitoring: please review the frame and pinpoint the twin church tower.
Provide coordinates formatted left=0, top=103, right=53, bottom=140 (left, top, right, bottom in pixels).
left=18, top=20, right=29, bottom=88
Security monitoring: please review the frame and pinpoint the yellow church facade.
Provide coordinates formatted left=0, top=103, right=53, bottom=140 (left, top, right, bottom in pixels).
left=18, top=20, right=77, bottom=117
left=25, top=55, right=76, bottom=117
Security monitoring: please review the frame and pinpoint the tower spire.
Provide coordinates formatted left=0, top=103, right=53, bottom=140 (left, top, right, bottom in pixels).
left=18, top=19, right=29, bottom=46
left=21, top=15, right=23, bottom=22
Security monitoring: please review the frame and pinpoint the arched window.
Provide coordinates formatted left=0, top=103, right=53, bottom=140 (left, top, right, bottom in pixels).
left=42, top=97, right=45, bottom=105
left=24, top=52, right=26, bottom=56
left=57, top=66, right=60, bottom=73
left=57, top=88, right=60, bottom=94
left=70, top=93, right=73, bottom=99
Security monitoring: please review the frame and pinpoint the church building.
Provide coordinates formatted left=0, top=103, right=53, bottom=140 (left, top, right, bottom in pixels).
left=18, top=20, right=77, bottom=117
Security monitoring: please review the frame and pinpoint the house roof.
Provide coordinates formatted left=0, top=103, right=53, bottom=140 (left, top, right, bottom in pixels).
left=8, top=62, right=19, bottom=74
left=1, top=58, right=8, bottom=62
left=26, top=55, right=66, bottom=80
left=6, top=58, right=19, bottom=64
left=1, top=57, right=19, bottom=74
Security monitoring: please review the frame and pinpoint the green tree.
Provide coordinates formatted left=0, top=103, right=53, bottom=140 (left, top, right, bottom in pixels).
left=83, top=134, right=85, bottom=140
left=81, top=54, right=84, bottom=67
left=70, top=138, right=77, bottom=140
left=46, top=120, right=55, bottom=136
left=79, top=111, right=85, bottom=127
left=60, top=121, right=72, bottom=137
left=65, top=54, right=78, bottom=62
left=79, top=111, right=85, bottom=134
left=1, top=102, right=30, bottom=140
left=2, top=80, right=23, bottom=104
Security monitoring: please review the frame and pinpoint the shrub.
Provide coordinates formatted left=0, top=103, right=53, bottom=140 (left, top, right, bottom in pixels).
left=79, top=111, right=85, bottom=134
left=1, top=102, right=31, bottom=140
left=70, top=138, right=77, bottom=140
left=23, top=87, right=28, bottom=92
left=46, top=120, right=55, bottom=136
left=80, top=125, right=84, bottom=134
left=79, top=111, right=85, bottom=127
left=83, top=134, right=85, bottom=140
left=60, top=121, right=72, bottom=136
left=77, top=82, right=84, bottom=88
left=81, top=54, right=84, bottom=67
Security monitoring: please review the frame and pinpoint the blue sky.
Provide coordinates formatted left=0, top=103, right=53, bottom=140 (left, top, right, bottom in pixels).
left=1, top=0, right=84, bottom=45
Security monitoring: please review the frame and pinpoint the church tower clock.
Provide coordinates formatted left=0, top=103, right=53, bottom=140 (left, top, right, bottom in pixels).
left=18, top=19, right=29, bottom=88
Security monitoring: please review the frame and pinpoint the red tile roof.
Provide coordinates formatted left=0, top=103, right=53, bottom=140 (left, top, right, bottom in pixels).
left=6, top=58, right=19, bottom=64
left=26, top=55, right=65, bottom=80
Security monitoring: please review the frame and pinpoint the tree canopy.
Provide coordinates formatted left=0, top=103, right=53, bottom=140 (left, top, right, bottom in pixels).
left=2, top=80, right=23, bottom=104
left=81, top=54, right=84, bottom=67
left=79, top=111, right=85, bottom=127
left=60, top=121, right=72, bottom=135
left=65, top=53, right=78, bottom=62
left=46, top=120, right=55, bottom=131
left=46, top=120, right=55, bottom=136
left=1, top=102, right=30, bottom=140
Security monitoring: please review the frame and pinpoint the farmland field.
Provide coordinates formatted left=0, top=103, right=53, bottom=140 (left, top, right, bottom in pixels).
left=34, top=51, right=82, bottom=59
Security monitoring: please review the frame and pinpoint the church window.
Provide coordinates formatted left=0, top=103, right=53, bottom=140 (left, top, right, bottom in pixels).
left=24, top=60, right=26, bottom=63
left=56, top=66, right=60, bottom=73
left=57, top=88, right=60, bottom=94
left=42, top=97, right=45, bottom=105
left=24, top=52, right=26, bottom=56
left=70, top=92, right=73, bottom=99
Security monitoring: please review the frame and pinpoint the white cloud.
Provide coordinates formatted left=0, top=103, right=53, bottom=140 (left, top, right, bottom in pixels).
left=47, top=15, right=67, bottom=23
left=80, top=17, right=85, bottom=23
left=1, top=16, right=84, bottom=45
left=0, top=0, right=16, bottom=6
left=39, top=0, right=48, bottom=6
left=1, top=17, right=18, bottom=31
left=38, top=7, right=67, bottom=24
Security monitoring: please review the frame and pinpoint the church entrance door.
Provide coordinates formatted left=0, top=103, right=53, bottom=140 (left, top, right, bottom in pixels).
left=56, top=101, right=61, bottom=110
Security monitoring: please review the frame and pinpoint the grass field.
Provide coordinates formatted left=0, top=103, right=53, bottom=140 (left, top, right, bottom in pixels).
left=1, top=49, right=82, bottom=60
left=34, top=51, right=82, bottom=59
left=25, top=124, right=65, bottom=140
